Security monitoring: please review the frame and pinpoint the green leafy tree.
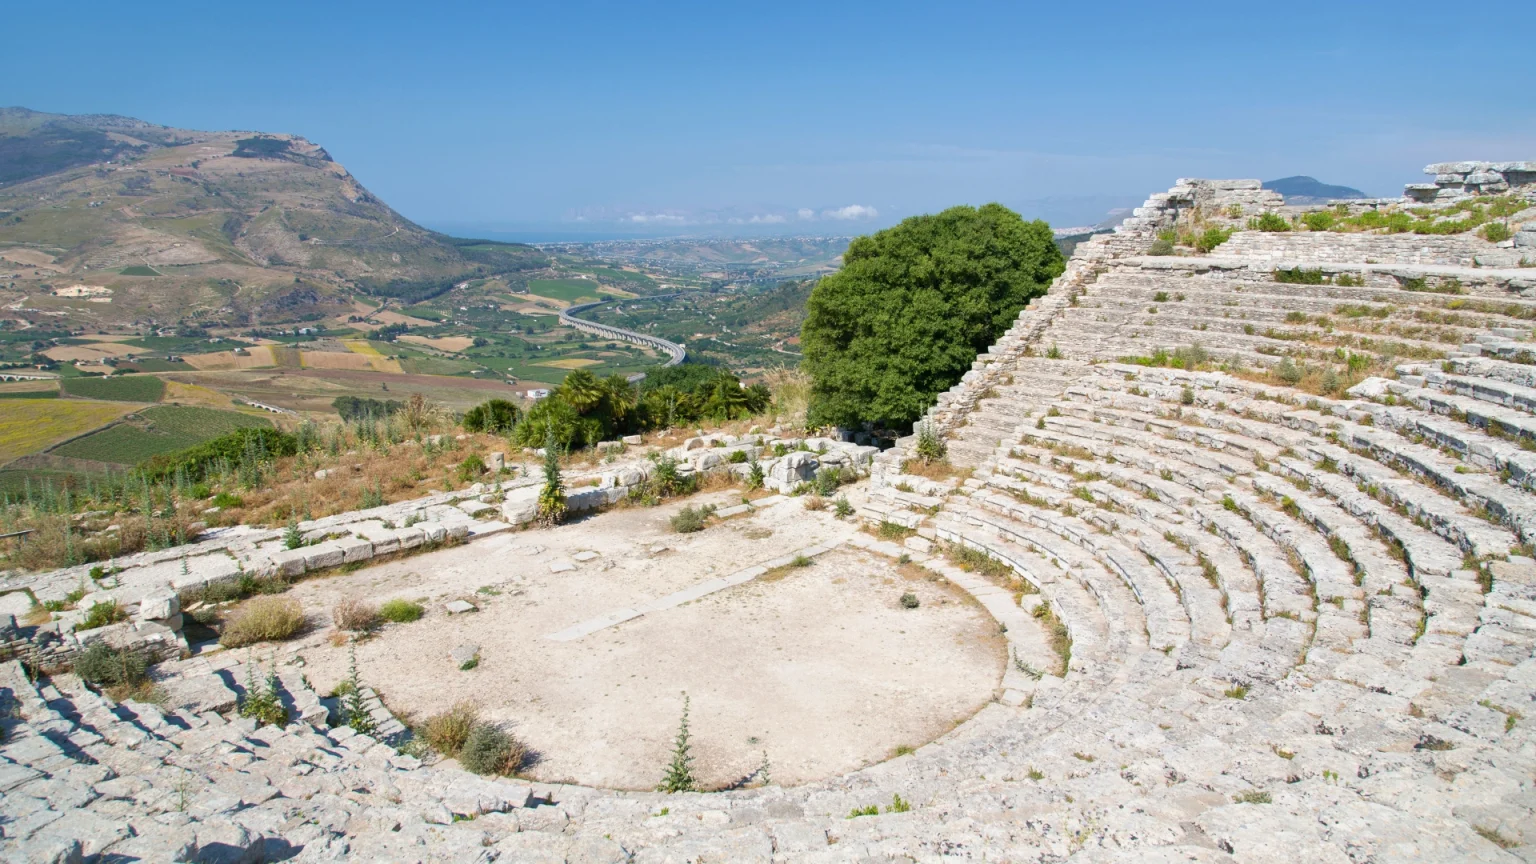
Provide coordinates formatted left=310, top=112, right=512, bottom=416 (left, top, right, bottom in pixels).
left=800, top=204, right=1062, bottom=428
left=537, top=428, right=567, bottom=527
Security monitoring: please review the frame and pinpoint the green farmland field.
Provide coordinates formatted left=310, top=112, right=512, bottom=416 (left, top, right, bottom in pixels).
left=50, top=405, right=272, bottom=465
left=61, top=374, right=165, bottom=402
left=527, top=278, right=604, bottom=304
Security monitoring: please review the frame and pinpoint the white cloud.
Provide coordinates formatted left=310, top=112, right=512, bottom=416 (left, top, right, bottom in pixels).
left=626, top=212, right=688, bottom=224
left=749, top=214, right=786, bottom=224
left=796, top=208, right=816, bottom=220
left=821, top=204, right=879, bottom=220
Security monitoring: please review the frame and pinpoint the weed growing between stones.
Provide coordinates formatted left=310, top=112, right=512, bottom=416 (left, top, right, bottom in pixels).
left=238, top=654, right=289, bottom=728
left=833, top=496, right=853, bottom=518
left=914, top=420, right=947, bottom=463
left=283, top=517, right=304, bottom=550
left=900, top=592, right=920, bottom=609
left=658, top=693, right=698, bottom=793
left=1233, top=790, right=1271, bottom=804
left=341, top=645, right=376, bottom=736
left=75, top=599, right=126, bottom=632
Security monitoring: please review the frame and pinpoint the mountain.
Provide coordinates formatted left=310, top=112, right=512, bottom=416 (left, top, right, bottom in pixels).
left=1262, top=175, right=1368, bottom=204
left=0, top=107, right=544, bottom=327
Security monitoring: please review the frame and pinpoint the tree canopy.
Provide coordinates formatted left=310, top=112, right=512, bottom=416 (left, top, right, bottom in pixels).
left=799, top=203, right=1063, bottom=429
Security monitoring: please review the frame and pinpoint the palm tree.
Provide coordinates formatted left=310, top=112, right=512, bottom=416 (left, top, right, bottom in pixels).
left=559, top=369, right=604, bottom=414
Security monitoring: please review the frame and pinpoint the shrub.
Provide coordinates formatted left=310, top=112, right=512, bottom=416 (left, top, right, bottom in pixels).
left=1334, top=273, right=1365, bottom=287
left=419, top=701, right=479, bottom=756
left=1180, top=386, right=1195, bottom=406
left=1303, top=211, right=1335, bottom=231
left=1275, top=358, right=1303, bottom=385
left=283, top=518, right=304, bottom=550
left=833, top=496, right=853, bottom=518
left=74, top=642, right=147, bottom=688
left=727, top=449, right=749, bottom=464
left=814, top=467, right=843, bottom=497
left=1481, top=222, right=1513, bottom=243
left=1153, top=291, right=1169, bottom=302
left=378, top=598, right=424, bottom=623
left=1193, top=227, right=1232, bottom=253
left=211, top=492, right=244, bottom=508
left=460, top=723, right=527, bottom=775
left=1045, top=342, right=1063, bottom=359
left=456, top=454, right=487, bottom=483
left=76, top=600, right=127, bottom=632
left=670, top=504, right=716, bottom=533
left=1274, top=267, right=1327, bottom=285
left=746, top=459, right=765, bottom=489
left=221, top=596, right=305, bottom=647
left=461, top=399, right=521, bottom=434
left=900, top=592, right=920, bottom=609
left=1147, top=238, right=1174, bottom=256
left=332, top=597, right=378, bottom=632
left=1251, top=212, right=1290, bottom=232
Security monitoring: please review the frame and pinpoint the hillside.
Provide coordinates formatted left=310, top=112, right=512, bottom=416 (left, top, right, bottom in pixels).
left=1262, top=174, right=1368, bottom=203
left=0, top=107, right=545, bottom=329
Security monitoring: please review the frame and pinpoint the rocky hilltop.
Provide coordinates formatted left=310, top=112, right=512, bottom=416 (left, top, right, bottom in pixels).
left=0, top=108, right=543, bottom=327
left=3, top=160, right=1536, bottom=862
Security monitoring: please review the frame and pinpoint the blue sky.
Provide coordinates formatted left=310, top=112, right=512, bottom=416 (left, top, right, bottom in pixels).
left=10, top=0, right=1533, bottom=236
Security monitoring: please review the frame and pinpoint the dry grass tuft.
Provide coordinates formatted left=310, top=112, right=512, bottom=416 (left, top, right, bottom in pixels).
left=332, top=596, right=379, bottom=632
left=221, top=595, right=306, bottom=647
left=418, top=700, right=480, bottom=756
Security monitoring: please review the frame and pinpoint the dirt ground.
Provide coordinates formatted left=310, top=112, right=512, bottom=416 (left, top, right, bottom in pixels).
left=283, top=489, right=1005, bottom=790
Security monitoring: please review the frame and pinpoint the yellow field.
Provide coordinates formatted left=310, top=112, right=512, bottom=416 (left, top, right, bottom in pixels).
left=536, top=358, right=602, bottom=370
left=400, top=334, right=475, bottom=353
left=43, top=342, right=139, bottom=363
left=163, top=380, right=246, bottom=410
left=597, top=285, right=638, bottom=299
left=343, top=341, right=403, bottom=373
left=0, top=399, right=134, bottom=463
left=300, top=351, right=374, bottom=371
left=183, top=346, right=276, bottom=370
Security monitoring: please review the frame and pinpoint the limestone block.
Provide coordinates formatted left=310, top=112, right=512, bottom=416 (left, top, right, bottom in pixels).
left=395, top=526, right=426, bottom=549
left=567, top=488, right=605, bottom=512
left=457, top=500, right=495, bottom=517
left=618, top=468, right=645, bottom=487
left=0, top=613, right=14, bottom=638
left=693, top=451, right=723, bottom=471
left=303, top=542, right=346, bottom=571
left=450, top=643, right=480, bottom=665
left=139, top=613, right=182, bottom=633
left=549, top=560, right=577, bottom=574
left=268, top=548, right=308, bottom=578
left=487, top=451, right=505, bottom=472
left=502, top=486, right=541, bottom=526
left=445, top=600, right=477, bottom=615
left=622, top=434, right=643, bottom=445
left=137, top=589, right=179, bottom=621
left=682, top=437, right=708, bottom=451
left=903, top=536, right=934, bottom=554
left=573, top=551, right=599, bottom=562
left=417, top=521, right=448, bottom=543
left=337, top=535, right=374, bottom=564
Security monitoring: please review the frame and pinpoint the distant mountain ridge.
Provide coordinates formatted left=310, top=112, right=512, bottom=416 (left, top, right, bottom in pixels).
left=0, top=107, right=544, bottom=326
left=1262, top=175, right=1369, bottom=204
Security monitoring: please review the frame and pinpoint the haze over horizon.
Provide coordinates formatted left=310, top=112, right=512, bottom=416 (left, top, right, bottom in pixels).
left=9, top=0, right=1533, bottom=239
